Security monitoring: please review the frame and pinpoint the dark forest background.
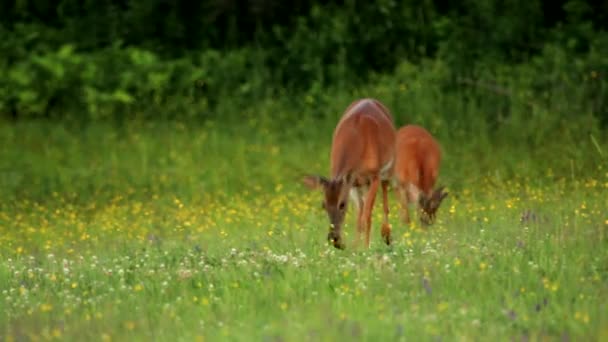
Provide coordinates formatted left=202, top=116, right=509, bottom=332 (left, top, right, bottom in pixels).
left=1, top=0, right=606, bottom=125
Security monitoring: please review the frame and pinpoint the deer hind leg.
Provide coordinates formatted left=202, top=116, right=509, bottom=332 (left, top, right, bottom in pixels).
left=381, top=180, right=391, bottom=245
left=362, top=176, right=380, bottom=248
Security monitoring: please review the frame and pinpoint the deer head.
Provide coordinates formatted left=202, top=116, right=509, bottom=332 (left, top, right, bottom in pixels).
left=302, top=175, right=351, bottom=249
left=419, top=186, right=448, bottom=225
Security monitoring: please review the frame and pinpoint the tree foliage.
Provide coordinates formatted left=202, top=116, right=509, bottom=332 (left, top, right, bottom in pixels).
left=0, top=0, right=606, bottom=123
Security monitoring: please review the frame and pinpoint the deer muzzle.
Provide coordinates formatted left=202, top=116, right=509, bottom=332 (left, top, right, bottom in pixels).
left=327, top=230, right=344, bottom=249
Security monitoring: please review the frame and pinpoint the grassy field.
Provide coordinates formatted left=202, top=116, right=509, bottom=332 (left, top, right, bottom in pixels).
left=0, top=118, right=607, bottom=341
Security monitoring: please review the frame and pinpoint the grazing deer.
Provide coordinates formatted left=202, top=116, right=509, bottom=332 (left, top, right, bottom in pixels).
left=393, top=125, right=448, bottom=225
left=303, top=98, right=396, bottom=249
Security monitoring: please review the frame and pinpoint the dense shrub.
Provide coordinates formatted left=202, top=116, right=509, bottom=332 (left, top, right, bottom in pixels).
left=0, top=0, right=606, bottom=126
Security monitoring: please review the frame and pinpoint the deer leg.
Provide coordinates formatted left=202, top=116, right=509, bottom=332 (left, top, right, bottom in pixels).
left=362, top=176, right=379, bottom=248
left=351, top=187, right=365, bottom=249
left=381, top=180, right=391, bottom=245
left=398, top=184, right=410, bottom=225
left=406, top=183, right=429, bottom=225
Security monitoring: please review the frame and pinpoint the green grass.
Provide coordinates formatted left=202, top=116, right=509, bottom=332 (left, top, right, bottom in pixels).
left=0, top=118, right=607, bottom=341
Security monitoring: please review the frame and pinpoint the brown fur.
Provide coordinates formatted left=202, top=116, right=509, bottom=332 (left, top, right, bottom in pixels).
left=303, top=98, right=396, bottom=249
left=393, top=125, right=448, bottom=225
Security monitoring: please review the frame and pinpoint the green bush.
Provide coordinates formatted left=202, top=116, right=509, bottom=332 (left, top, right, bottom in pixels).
left=0, top=0, right=607, bottom=127
left=0, top=45, right=276, bottom=121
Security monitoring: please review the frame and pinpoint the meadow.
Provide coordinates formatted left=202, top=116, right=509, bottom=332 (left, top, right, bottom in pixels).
left=1, top=0, right=608, bottom=339
left=1, top=110, right=607, bottom=342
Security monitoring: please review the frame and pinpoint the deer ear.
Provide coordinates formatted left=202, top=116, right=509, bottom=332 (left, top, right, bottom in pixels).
left=436, top=186, right=448, bottom=201
left=433, top=186, right=448, bottom=200
left=302, top=175, right=329, bottom=190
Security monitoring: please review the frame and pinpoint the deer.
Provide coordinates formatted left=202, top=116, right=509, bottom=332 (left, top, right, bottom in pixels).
left=393, top=124, right=448, bottom=226
left=303, top=98, right=396, bottom=249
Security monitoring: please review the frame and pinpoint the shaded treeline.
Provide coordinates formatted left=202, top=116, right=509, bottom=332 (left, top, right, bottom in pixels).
left=0, top=0, right=606, bottom=123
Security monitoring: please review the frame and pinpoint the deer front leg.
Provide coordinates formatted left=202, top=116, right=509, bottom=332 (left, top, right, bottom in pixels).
left=351, top=187, right=365, bottom=249
left=381, top=180, right=391, bottom=245
left=362, top=176, right=379, bottom=248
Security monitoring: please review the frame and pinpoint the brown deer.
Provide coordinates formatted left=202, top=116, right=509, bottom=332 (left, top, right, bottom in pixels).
left=303, top=98, right=396, bottom=249
left=393, top=125, right=448, bottom=225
